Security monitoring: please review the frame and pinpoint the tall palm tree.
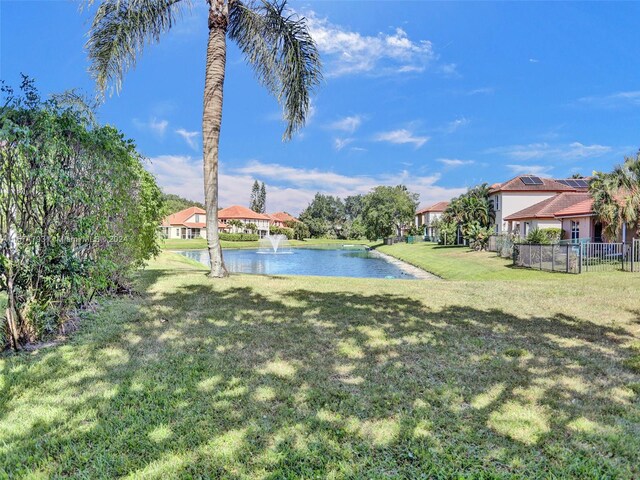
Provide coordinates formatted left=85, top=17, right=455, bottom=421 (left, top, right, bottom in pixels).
left=591, top=152, right=640, bottom=241
left=86, top=0, right=322, bottom=277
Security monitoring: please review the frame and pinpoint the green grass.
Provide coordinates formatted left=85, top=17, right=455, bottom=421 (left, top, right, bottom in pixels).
left=162, top=237, right=371, bottom=251
left=378, top=242, right=576, bottom=281
left=1, top=251, right=639, bottom=478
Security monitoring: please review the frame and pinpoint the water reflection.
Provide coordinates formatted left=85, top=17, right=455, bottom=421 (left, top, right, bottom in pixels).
left=177, top=248, right=416, bottom=280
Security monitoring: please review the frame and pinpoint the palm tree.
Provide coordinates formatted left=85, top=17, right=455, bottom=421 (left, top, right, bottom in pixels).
left=86, top=0, right=321, bottom=277
left=591, top=152, right=640, bottom=241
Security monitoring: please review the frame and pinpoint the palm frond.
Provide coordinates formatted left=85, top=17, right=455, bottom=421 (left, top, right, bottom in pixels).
left=50, top=89, right=99, bottom=127
left=86, top=0, right=191, bottom=97
left=229, top=0, right=322, bottom=140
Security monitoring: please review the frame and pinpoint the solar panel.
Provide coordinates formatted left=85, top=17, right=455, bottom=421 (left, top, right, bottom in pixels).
left=574, top=179, right=589, bottom=188
left=556, top=179, right=571, bottom=186
left=521, top=177, right=534, bottom=185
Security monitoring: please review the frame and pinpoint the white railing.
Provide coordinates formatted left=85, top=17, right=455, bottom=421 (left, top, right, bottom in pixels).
left=580, top=242, right=628, bottom=272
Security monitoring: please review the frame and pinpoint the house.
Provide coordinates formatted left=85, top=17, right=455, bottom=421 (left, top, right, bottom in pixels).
left=415, top=201, right=449, bottom=238
left=218, top=205, right=271, bottom=237
left=489, top=175, right=589, bottom=233
left=504, top=192, right=592, bottom=238
left=160, top=206, right=228, bottom=239
left=267, top=212, right=299, bottom=228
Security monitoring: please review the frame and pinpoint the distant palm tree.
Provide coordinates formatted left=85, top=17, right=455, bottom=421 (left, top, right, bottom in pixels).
left=591, top=152, right=640, bottom=241
left=86, top=0, right=321, bottom=277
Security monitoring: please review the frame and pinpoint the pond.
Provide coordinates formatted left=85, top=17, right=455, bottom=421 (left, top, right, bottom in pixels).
left=176, top=248, right=418, bottom=279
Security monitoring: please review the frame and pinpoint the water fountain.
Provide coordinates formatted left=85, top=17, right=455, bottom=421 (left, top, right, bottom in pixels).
left=257, top=234, right=293, bottom=254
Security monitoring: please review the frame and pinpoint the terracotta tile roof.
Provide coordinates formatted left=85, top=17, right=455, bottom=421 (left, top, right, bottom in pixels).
left=162, top=206, right=206, bottom=226
left=268, top=212, right=299, bottom=223
left=504, top=192, right=592, bottom=221
left=554, top=198, right=595, bottom=218
left=489, top=175, right=584, bottom=193
left=417, top=201, right=449, bottom=214
left=218, top=205, right=270, bottom=220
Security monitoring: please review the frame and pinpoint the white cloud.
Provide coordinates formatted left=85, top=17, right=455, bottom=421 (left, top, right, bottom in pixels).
left=334, top=138, right=354, bottom=151
left=306, top=12, right=435, bottom=77
left=577, top=90, right=640, bottom=109
left=487, top=142, right=612, bottom=161
left=529, top=58, right=540, bottom=63
left=133, top=117, right=168, bottom=136
left=374, top=129, right=429, bottom=148
left=328, top=115, right=363, bottom=133
left=506, top=164, right=553, bottom=176
left=146, top=156, right=464, bottom=216
left=465, top=87, right=494, bottom=96
left=437, top=158, right=474, bottom=167
left=175, top=128, right=199, bottom=150
left=438, top=63, right=460, bottom=78
left=443, top=117, right=469, bottom=133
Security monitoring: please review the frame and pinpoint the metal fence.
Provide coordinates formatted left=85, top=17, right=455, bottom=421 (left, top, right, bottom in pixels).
left=632, top=239, right=640, bottom=273
left=514, top=243, right=580, bottom=274
left=580, top=242, right=627, bottom=272
left=488, top=235, right=515, bottom=258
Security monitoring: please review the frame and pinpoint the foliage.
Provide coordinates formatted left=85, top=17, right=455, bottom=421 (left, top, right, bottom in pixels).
left=361, top=186, right=419, bottom=240
left=591, top=152, right=640, bottom=240
left=226, top=219, right=244, bottom=230
left=437, top=221, right=459, bottom=246
left=250, top=180, right=267, bottom=213
left=524, top=227, right=562, bottom=244
left=162, top=194, right=204, bottom=216
left=219, top=233, right=260, bottom=242
left=441, top=184, right=495, bottom=245
left=291, top=221, right=310, bottom=241
left=0, top=79, right=163, bottom=349
left=244, top=222, right=258, bottom=233
left=299, top=193, right=346, bottom=238
left=466, top=222, right=495, bottom=251
left=269, top=225, right=294, bottom=239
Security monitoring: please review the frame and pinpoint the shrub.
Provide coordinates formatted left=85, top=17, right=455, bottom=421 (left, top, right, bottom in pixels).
left=219, top=233, right=259, bottom=242
left=465, top=222, right=494, bottom=251
left=292, top=221, right=310, bottom=241
left=438, top=221, right=458, bottom=246
left=525, top=228, right=563, bottom=244
left=269, top=225, right=294, bottom=239
left=0, top=80, right=164, bottom=350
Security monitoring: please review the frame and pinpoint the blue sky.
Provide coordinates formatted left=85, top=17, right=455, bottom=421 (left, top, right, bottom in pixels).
left=2, top=1, right=639, bottom=214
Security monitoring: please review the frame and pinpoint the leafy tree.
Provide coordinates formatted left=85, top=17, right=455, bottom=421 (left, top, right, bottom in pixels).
left=163, top=194, right=205, bottom=215
left=361, top=185, right=419, bottom=240
left=0, top=80, right=163, bottom=350
left=299, top=193, right=346, bottom=238
left=292, top=221, right=310, bottom=240
left=591, top=152, right=640, bottom=241
left=250, top=180, right=261, bottom=212
left=86, top=0, right=322, bottom=277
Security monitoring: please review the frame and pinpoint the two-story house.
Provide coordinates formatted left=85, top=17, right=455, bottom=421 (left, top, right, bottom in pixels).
left=218, top=205, right=271, bottom=237
left=489, top=175, right=589, bottom=234
left=415, top=201, right=449, bottom=239
left=160, top=206, right=228, bottom=239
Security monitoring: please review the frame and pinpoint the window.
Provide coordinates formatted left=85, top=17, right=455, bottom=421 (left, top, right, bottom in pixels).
left=493, top=195, right=500, bottom=211
left=194, top=214, right=200, bottom=223
left=571, top=221, right=580, bottom=241
left=175, top=228, right=180, bottom=237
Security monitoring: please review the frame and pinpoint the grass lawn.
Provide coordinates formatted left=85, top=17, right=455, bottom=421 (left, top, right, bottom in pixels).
left=162, top=237, right=372, bottom=251
left=1, top=251, right=640, bottom=478
left=379, top=242, right=570, bottom=281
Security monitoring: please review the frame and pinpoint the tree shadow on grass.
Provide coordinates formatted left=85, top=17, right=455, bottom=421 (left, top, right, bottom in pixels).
left=1, top=271, right=639, bottom=478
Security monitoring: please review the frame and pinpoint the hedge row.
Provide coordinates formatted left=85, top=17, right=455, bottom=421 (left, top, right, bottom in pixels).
left=219, top=233, right=260, bottom=242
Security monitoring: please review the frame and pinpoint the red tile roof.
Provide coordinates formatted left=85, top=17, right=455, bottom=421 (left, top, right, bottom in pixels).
left=504, top=192, right=592, bottom=221
left=268, top=212, right=299, bottom=223
left=554, top=198, right=595, bottom=218
left=162, top=206, right=206, bottom=226
left=489, top=176, right=586, bottom=193
left=218, top=205, right=270, bottom=220
left=417, top=201, right=449, bottom=214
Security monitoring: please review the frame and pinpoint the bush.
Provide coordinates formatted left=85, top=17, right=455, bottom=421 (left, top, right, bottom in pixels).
left=219, top=233, right=260, bottom=242
left=525, top=228, right=562, bottom=244
left=269, top=225, right=294, bottom=239
left=466, top=223, right=494, bottom=251
left=0, top=79, right=164, bottom=350
left=438, top=221, right=458, bottom=246
left=292, top=221, right=310, bottom=241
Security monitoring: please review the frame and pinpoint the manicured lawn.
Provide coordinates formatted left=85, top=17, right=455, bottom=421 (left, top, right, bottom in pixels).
left=1, top=252, right=639, bottom=477
left=163, top=237, right=371, bottom=250
left=379, top=242, right=565, bottom=281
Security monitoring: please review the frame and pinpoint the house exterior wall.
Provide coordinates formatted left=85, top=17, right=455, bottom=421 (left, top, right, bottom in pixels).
left=509, top=218, right=562, bottom=238
left=559, top=217, right=593, bottom=241
left=224, top=218, right=270, bottom=236
left=490, top=192, right=558, bottom=233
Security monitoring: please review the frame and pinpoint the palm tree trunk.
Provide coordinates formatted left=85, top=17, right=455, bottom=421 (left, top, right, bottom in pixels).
left=202, top=3, right=229, bottom=278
